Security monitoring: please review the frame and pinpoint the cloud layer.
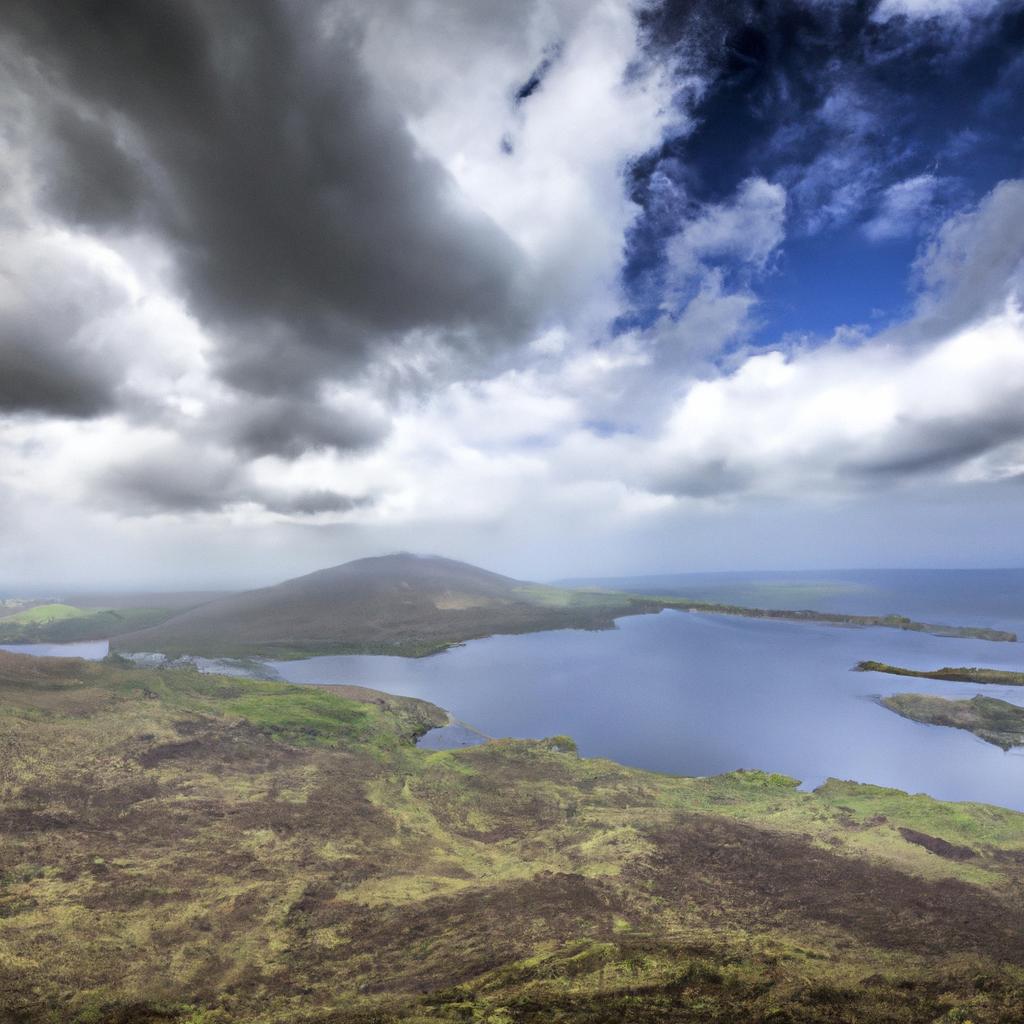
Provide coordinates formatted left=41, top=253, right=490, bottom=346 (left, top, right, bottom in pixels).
left=1, top=0, right=1023, bottom=586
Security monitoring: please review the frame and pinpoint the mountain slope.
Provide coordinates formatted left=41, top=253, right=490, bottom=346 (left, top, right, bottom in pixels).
left=113, top=553, right=646, bottom=658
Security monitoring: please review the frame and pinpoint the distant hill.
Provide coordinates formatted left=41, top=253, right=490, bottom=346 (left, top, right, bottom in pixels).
left=0, top=606, right=186, bottom=646
left=0, top=603, right=90, bottom=626
left=112, top=553, right=646, bottom=658
left=110, top=553, right=1016, bottom=660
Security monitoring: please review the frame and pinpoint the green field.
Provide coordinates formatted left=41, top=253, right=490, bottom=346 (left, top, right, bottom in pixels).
left=3, top=650, right=1024, bottom=1023
left=0, top=606, right=177, bottom=645
left=0, top=602, right=91, bottom=625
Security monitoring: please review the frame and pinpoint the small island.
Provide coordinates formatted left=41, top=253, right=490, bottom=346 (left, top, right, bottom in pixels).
left=856, top=661, right=1024, bottom=685
left=880, top=692, right=1024, bottom=750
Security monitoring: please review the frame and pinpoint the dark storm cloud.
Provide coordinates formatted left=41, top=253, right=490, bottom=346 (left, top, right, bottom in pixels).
left=100, top=451, right=241, bottom=515
left=2, top=0, right=531, bottom=399
left=259, top=490, right=372, bottom=516
left=98, top=448, right=370, bottom=516
left=0, top=246, right=129, bottom=418
left=227, top=397, right=389, bottom=460
left=0, top=325, right=115, bottom=418
left=648, top=459, right=754, bottom=499
left=38, top=107, right=148, bottom=229
left=848, top=407, right=1024, bottom=479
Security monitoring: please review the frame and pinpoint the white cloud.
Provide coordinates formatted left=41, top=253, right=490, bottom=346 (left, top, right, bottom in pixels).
left=641, top=179, right=1024, bottom=498
left=324, top=180, right=1024, bottom=520
left=643, top=271, right=758, bottom=366
left=789, top=86, right=883, bottom=234
left=872, top=0, right=1005, bottom=22
left=3, top=3, right=1024, bottom=586
left=5, top=180, right=1024, bottom=579
left=911, top=178, right=1024, bottom=332
left=360, top=0, right=679, bottom=333
left=644, top=301, right=1024, bottom=496
left=666, top=177, right=787, bottom=280
left=863, top=174, right=944, bottom=241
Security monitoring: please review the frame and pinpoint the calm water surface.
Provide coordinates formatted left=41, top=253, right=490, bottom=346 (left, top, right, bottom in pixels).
left=270, top=611, right=1024, bottom=810
left=1, top=639, right=110, bottom=659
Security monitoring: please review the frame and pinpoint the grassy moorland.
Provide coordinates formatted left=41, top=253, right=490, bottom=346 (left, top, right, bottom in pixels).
left=857, top=661, right=1024, bottom=686
left=880, top=692, right=1024, bottom=751
left=4, top=652, right=1024, bottom=1022
left=109, top=554, right=1018, bottom=661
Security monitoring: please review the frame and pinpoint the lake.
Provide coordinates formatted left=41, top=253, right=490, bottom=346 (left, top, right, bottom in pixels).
left=6, top=568, right=1024, bottom=810
left=267, top=609, right=1024, bottom=810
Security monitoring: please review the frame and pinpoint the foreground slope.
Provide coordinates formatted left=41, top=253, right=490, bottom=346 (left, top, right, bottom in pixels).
left=112, top=553, right=646, bottom=658
left=3, top=652, right=1024, bottom=1023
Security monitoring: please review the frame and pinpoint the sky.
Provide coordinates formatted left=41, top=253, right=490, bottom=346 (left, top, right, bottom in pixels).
left=1, top=0, right=1024, bottom=590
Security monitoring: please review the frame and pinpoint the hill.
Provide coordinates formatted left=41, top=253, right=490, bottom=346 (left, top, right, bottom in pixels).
left=0, top=594, right=233, bottom=646
left=3, top=649, right=1024, bottom=1023
left=110, top=553, right=1016, bottom=661
left=112, top=553, right=648, bottom=658
left=0, top=606, right=184, bottom=645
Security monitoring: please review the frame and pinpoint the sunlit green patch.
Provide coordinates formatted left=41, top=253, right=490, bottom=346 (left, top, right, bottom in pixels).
left=0, top=603, right=92, bottom=625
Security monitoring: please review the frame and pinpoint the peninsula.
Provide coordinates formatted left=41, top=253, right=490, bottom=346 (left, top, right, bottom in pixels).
left=857, top=661, right=1024, bottom=685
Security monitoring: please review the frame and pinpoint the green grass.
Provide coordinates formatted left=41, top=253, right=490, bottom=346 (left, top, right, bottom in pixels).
left=224, top=689, right=372, bottom=745
left=512, top=585, right=637, bottom=610
left=0, top=606, right=176, bottom=644
left=813, top=777, right=1024, bottom=845
left=0, top=602, right=91, bottom=625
